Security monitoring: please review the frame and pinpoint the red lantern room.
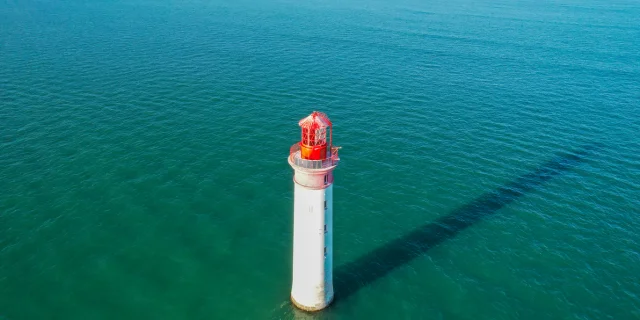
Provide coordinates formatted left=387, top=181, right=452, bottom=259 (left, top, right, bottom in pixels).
left=298, top=111, right=332, bottom=160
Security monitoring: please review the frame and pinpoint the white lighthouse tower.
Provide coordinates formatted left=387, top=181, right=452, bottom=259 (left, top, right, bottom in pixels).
left=288, top=111, right=340, bottom=311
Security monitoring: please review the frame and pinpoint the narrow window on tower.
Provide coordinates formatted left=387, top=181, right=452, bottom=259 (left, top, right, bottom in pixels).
left=324, top=174, right=328, bottom=185
left=324, top=200, right=327, bottom=210
left=324, top=224, right=327, bottom=233
left=324, top=246, right=327, bottom=257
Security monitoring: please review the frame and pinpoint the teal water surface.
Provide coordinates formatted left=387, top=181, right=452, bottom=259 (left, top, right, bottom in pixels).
left=1, top=0, right=639, bottom=319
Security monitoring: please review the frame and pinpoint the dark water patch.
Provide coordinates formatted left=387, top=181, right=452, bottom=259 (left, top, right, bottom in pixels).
left=332, top=144, right=600, bottom=305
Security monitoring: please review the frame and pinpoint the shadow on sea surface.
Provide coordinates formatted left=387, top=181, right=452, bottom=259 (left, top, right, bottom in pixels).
left=331, top=144, right=600, bottom=306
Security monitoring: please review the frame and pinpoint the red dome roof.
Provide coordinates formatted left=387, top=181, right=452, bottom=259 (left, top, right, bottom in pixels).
left=299, top=111, right=332, bottom=130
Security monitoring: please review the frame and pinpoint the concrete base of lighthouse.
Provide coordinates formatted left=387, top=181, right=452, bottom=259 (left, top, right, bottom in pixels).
left=291, top=294, right=334, bottom=312
left=290, top=181, right=334, bottom=311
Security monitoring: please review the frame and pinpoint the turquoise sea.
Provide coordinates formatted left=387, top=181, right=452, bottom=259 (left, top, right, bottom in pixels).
left=1, top=0, right=639, bottom=319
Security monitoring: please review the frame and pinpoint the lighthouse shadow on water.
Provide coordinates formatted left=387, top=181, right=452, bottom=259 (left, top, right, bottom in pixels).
left=328, top=143, right=601, bottom=307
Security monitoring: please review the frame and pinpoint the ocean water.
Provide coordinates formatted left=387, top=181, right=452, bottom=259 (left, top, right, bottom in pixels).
left=1, top=0, right=639, bottom=319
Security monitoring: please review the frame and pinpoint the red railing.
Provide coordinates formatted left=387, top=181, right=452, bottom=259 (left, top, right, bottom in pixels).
left=289, top=143, right=340, bottom=169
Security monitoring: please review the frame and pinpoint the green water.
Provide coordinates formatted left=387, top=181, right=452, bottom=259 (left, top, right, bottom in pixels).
left=1, top=0, right=639, bottom=319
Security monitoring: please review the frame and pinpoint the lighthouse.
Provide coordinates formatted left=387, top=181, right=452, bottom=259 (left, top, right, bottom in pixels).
left=288, top=111, right=340, bottom=311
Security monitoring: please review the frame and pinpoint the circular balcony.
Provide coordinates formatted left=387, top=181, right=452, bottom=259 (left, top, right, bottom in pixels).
left=289, top=143, right=340, bottom=170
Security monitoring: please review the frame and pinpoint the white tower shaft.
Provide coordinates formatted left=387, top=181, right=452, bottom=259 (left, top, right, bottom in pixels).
left=291, top=182, right=333, bottom=310
left=288, top=145, right=338, bottom=311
